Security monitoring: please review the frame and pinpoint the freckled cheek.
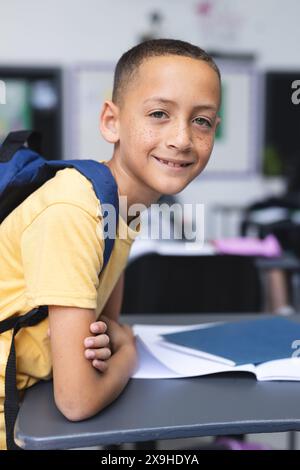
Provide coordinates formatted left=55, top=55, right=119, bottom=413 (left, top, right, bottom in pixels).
left=204, top=139, right=214, bottom=157
left=128, top=127, right=161, bottom=152
left=195, top=135, right=214, bottom=158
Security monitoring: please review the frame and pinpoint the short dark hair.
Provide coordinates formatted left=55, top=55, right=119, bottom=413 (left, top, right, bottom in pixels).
left=112, top=38, right=221, bottom=107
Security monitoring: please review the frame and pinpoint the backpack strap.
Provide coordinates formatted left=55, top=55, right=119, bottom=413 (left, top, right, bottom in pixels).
left=0, top=306, right=48, bottom=450
left=59, top=160, right=119, bottom=267
left=0, top=130, right=42, bottom=163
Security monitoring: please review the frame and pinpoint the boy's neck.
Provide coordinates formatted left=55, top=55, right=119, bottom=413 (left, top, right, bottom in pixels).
left=104, top=157, right=161, bottom=224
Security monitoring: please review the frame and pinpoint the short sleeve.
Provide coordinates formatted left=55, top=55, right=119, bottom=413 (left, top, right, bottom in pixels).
left=21, top=203, right=104, bottom=309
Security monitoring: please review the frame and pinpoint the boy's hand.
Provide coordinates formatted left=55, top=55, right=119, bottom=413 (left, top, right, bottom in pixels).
left=84, top=320, right=111, bottom=372
left=101, top=315, right=136, bottom=353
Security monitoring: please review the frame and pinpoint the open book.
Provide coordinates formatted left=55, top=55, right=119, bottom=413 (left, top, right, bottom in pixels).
left=132, top=318, right=300, bottom=381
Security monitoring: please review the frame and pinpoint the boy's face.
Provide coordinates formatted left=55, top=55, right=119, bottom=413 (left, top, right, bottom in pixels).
left=105, top=55, right=220, bottom=196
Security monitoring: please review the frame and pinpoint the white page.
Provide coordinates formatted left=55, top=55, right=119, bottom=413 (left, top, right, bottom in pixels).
left=157, top=340, right=234, bottom=366
left=134, top=336, right=182, bottom=379
left=255, top=357, right=300, bottom=381
left=133, top=323, right=235, bottom=366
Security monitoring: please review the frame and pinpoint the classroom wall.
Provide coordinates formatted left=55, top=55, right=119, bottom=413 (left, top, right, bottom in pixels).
left=1, top=0, right=299, bottom=238
left=1, top=0, right=300, bottom=68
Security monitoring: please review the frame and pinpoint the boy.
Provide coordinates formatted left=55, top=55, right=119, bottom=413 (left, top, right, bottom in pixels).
left=0, top=39, right=221, bottom=449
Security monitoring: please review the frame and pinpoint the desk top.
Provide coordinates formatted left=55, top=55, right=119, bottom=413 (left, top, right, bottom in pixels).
left=15, top=314, right=300, bottom=450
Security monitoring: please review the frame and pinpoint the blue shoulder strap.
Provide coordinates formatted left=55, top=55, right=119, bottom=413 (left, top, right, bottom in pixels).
left=0, top=131, right=119, bottom=268
left=44, top=159, right=119, bottom=267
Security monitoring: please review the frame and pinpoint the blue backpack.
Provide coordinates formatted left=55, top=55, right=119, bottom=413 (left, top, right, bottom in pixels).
left=0, top=130, right=119, bottom=450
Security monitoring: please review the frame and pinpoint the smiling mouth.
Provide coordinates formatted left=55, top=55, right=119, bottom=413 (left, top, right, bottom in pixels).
left=152, top=156, right=193, bottom=168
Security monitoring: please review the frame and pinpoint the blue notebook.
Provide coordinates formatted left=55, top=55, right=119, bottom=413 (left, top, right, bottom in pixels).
left=162, top=317, right=300, bottom=365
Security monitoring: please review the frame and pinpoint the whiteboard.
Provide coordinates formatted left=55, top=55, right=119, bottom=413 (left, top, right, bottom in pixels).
left=67, top=61, right=261, bottom=174
left=66, top=64, right=115, bottom=161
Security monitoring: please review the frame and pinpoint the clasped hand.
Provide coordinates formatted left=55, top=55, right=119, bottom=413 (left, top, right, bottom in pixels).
left=83, top=315, right=135, bottom=372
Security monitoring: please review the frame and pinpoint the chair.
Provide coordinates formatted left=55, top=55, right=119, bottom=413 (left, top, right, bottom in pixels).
left=240, top=196, right=300, bottom=257
left=122, top=253, right=262, bottom=315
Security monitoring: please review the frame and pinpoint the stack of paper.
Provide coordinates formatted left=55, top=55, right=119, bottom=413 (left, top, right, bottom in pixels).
left=132, top=317, right=300, bottom=381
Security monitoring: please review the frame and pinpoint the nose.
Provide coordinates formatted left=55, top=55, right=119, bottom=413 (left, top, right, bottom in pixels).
left=165, top=120, right=192, bottom=152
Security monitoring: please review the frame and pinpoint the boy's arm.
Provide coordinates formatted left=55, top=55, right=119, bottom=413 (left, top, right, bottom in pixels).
left=101, top=273, right=125, bottom=322
left=48, top=305, right=137, bottom=421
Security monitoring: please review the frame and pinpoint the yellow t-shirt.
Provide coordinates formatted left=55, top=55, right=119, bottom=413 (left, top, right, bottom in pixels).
left=0, top=167, right=139, bottom=450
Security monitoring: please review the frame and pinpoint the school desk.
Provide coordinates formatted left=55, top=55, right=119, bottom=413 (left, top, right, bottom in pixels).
left=15, top=313, right=300, bottom=450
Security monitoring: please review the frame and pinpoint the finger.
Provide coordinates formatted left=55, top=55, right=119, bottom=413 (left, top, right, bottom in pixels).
left=47, top=328, right=51, bottom=338
left=84, top=334, right=110, bottom=349
left=85, top=347, right=111, bottom=361
left=92, top=359, right=108, bottom=373
left=90, top=321, right=107, bottom=334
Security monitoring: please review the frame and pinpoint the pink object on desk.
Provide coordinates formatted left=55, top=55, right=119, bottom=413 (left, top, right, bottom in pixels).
left=213, top=235, right=282, bottom=258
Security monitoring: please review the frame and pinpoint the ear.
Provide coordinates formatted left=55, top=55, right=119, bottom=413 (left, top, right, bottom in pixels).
left=100, top=100, right=120, bottom=144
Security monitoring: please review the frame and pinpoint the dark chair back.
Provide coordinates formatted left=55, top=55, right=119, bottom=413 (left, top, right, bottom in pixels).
left=122, top=253, right=262, bottom=314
